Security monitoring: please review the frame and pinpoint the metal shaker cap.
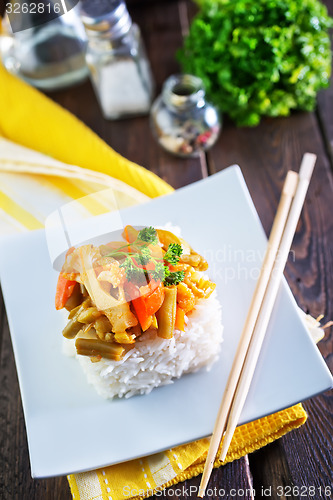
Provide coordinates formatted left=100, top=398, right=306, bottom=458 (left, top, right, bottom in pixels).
left=80, top=0, right=132, bottom=39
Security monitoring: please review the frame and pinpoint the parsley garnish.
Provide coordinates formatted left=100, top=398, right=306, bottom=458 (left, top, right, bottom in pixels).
left=120, top=256, right=146, bottom=282
left=107, top=226, right=185, bottom=287
left=164, top=270, right=185, bottom=287
left=135, top=246, right=152, bottom=266
left=164, top=243, right=183, bottom=265
left=138, top=226, right=158, bottom=245
left=149, top=261, right=167, bottom=282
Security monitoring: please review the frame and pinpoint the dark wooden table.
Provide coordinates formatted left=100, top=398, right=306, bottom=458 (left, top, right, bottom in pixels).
left=1, top=1, right=332, bottom=499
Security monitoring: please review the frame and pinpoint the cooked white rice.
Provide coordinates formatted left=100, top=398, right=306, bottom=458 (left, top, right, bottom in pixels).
left=63, top=291, right=223, bottom=399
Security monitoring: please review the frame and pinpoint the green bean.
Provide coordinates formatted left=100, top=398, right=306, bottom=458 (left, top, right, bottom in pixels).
left=68, top=298, right=91, bottom=318
left=63, top=298, right=91, bottom=337
left=75, top=329, right=124, bottom=360
left=68, top=304, right=81, bottom=320
left=62, top=319, right=83, bottom=339
left=77, top=307, right=102, bottom=324
left=64, top=283, right=82, bottom=311
left=94, top=316, right=112, bottom=334
left=77, top=298, right=92, bottom=310
left=156, top=286, right=177, bottom=339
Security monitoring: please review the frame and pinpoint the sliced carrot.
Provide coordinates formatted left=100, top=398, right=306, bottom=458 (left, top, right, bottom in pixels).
left=143, top=281, right=165, bottom=316
left=175, top=306, right=185, bottom=331
left=123, top=225, right=138, bottom=244
left=131, top=300, right=152, bottom=331
left=130, top=281, right=165, bottom=331
left=55, top=273, right=77, bottom=310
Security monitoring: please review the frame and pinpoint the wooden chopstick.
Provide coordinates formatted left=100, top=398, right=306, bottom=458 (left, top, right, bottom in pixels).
left=217, top=153, right=316, bottom=462
left=197, top=169, right=298, bottom=498
left=198, top=153, right=316, bottom=498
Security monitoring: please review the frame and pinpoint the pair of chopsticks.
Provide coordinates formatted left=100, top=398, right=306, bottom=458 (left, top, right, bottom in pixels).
left=198, top=153, right=317, bottom=498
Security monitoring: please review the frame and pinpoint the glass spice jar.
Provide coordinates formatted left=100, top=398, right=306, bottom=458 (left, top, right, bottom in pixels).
left=80, top=0, right=154, bottom=120
left=150, top=74, right=221, bottom=157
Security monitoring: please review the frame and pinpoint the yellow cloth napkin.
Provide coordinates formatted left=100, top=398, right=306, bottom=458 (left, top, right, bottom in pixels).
left=0, top=64, right=172, bottom=199
left=0, top=64, right=311, bottom=500
left=0, top=137, right=150, bottom=233
left=68, top=404, right=307, bottom=500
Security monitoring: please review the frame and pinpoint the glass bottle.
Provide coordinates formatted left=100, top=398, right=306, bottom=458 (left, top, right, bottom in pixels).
left=80, top=0, right=155, bottom=120
left=150, top=74, right=221, bottom=158
left=0, top=2, right=88, bottom=91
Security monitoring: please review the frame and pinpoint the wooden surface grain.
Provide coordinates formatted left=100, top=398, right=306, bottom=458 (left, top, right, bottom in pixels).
left=209, top=109, right=333, bottom=500
left=49, top=0, right=205, bottom=189
left=0, top=0, right=332, bottom=499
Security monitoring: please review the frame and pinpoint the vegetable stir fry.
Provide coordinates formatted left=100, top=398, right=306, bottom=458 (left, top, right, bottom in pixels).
left=56, top=226, right=215, bottom=361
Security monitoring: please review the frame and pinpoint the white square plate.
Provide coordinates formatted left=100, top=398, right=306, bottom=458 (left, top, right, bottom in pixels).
left=0, top=166, right=332, bottom=478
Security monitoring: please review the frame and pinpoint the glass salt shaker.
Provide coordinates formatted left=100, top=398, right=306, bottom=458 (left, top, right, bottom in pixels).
left=80, top=0, right=155, bottom=120
left=0, top=4, right=88, bottom=91
left=150, top=74, right=221, bottom=157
